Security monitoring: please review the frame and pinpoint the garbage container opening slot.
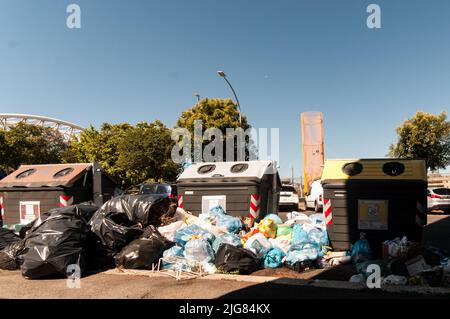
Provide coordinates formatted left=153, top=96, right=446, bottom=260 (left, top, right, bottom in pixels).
left=53, top=167, right=74, bottom=178
left=230, top=163, right=249, bottom=174
left=382, top=162, right=405, bottom=177
left=197, top=164, right=216, bottom=174
left=341, top=162, right=363, bottom=176
left=15, top=169, right=36, bottom=179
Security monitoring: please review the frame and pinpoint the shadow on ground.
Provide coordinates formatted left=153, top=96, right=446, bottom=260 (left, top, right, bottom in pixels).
left=423, top=214, right=450, bottom=253
left=217, top=278, right=450, bottom=299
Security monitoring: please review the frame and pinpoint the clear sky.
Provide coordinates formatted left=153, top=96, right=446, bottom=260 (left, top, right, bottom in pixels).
left=1, top=0, right=449, bottom=177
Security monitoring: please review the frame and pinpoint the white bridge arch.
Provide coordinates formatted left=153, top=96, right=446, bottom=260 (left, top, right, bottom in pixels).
left=0, top=113, right=84, bottom=140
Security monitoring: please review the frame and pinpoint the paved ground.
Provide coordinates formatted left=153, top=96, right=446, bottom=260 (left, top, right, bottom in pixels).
left=0, top=208, right=448, bottom=299
left=1, top=268, right=448, bottom=299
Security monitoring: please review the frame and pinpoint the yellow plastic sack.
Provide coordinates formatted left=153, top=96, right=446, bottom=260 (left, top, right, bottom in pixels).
left=257, top=219, right=277, bottom=239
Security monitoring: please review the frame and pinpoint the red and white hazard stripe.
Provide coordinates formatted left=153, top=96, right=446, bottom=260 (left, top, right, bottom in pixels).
left=249, top=194, right=260, bottom=219
left=416, top=201, right=426, bottom=226
left=0, top=195, right=5, bottom=221
left=323, top=198, right=332, bottom=225
left=177, top=195, right=184, bottom=209
left=59, top=195, right=73, bottom=208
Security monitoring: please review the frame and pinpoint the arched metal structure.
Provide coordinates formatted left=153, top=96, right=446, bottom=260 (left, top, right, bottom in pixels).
left=0, top=113, right=84, bottom=140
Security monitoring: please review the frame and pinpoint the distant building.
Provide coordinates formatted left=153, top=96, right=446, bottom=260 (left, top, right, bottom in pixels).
left=428, top=173, right=450, bottom=188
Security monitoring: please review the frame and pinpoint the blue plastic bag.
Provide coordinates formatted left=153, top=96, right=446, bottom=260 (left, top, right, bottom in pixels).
left=351, top=234, right=372, bottom=262
left=212, top=233, right=242, bottom=253
left=206, top=205, right=242, bottom=233
left=291, top=224, right=310, bottom=246
left=163, top=245, right=184, bottom=258
left=207, top=205, right=227, bottom=217
left=162, top=246, right=185, bottom=269
left=308, top=228, right=329, bottom=247
left=286, top=243, right=321, bottom=264
left=263, top=214, right=283, bottom=225
left=173, top=224, right=215, bottom=246
left=263, top=248, right=286, bottom=268
left=216, top=214, right=242, bottom=233
left=184, top=239, right=215, bottom=263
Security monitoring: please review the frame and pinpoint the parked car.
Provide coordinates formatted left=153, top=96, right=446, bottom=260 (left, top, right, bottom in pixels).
left=279, top=184, right=299, bottom=211
left=305, top=179, right=323, bottom=212
left=138, top=183, right=178, bottom=204
left=427, top=187, right=450, bottom=213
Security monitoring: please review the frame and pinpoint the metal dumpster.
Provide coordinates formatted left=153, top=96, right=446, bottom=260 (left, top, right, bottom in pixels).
left=176, top=161, right=281, bottom=220
left=0, top=163, right=118, bottom=227
left=321, top=159, right=427, bottom=257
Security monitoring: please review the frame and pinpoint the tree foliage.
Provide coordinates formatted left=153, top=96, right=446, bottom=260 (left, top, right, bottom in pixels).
left=176, top=98, right=255, bottom=161
left=389, top=111, right=450, bottom=171
left=65, top=121, right=180, bottom=188
left=0, top=123, right=68, bottom=174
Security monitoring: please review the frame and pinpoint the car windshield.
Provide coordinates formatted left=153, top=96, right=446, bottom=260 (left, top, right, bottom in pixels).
left=282, top=186, right=296, bottom=192
left=433, top=188, right=450, bottom=196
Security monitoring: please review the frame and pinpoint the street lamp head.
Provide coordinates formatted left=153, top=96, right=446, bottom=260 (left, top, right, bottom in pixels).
left=217, top=70, right=226, bottom=78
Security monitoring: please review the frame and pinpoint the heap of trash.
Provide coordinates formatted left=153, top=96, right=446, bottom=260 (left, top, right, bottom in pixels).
left=0, top=195, right=334, bottom=279
left=1, top=194, right=449, bottom=289
left=348, top=233, right=450, bottom=288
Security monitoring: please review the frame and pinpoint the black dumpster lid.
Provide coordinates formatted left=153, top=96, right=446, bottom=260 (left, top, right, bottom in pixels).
left=177, top=161, right=279, bottom=181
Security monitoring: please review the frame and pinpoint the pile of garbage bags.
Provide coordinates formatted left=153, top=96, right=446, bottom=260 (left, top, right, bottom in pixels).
left=347, top=234, right=450, bottom=288
left=155, top=207, right=331, bottom=275
left=0, top=195, right=174, bottom=279
left=0, top=199, right=336, bottom=279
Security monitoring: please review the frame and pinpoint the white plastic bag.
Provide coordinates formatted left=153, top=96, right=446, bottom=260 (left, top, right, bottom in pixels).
left=244, top=233, right=272, bottom=258
left=349, top=274, right=366, bottom=284
left=269, top=236, right=291, bottom=254
left=158, top=221, right=187, bottom=241
left=383, top=275, right=408, bottom=286
left=184, top=239, right=215, bottom=263
left=285, top=212, right=312, bottom=227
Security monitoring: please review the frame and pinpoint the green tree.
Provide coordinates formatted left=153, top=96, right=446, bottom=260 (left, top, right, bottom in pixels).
left=175, top=98, right=255, bottom=161
left=0, top=123, right=68, bottom=173
left=65, top=121, right=180, bottom=188
left=116, top=121, right=180, bottom=186
left=64, top=123, right=133, bottom=186
left=389, top=111, right=450, bottom=171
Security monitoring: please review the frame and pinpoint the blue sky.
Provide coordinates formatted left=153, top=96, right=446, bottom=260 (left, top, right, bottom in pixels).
left=1, top=0, right=449, bottom=177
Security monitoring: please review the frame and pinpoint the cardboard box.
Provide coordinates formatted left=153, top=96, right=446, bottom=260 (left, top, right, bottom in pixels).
left=405, top=255, right=430, bottom=277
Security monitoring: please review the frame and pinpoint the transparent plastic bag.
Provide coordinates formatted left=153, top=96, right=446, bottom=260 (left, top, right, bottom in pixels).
left=184, top=239, right=215, bottom=263
left=173, top=224, right=215, bottom=246
left=212, top=233, right=242, bottom=253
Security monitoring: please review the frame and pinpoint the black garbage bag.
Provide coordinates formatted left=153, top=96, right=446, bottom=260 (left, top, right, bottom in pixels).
left=18, top=204, right=97, bottom=279
left=215, top=244, right=260, bottom=275
left=0, top=240, right=26, bottom=270
left=0, top=228, right=21, bottom=250
left=19, top=202, right=98, bottom=239
left=89, top=194, right=171, bottom=253
left=114, top=225, right=174, bottom=269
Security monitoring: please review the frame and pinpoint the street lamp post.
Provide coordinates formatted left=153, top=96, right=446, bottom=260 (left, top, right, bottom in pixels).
left=194, top=93, right=201, bottom=102
left=217, top=70, right=242, bottom=125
